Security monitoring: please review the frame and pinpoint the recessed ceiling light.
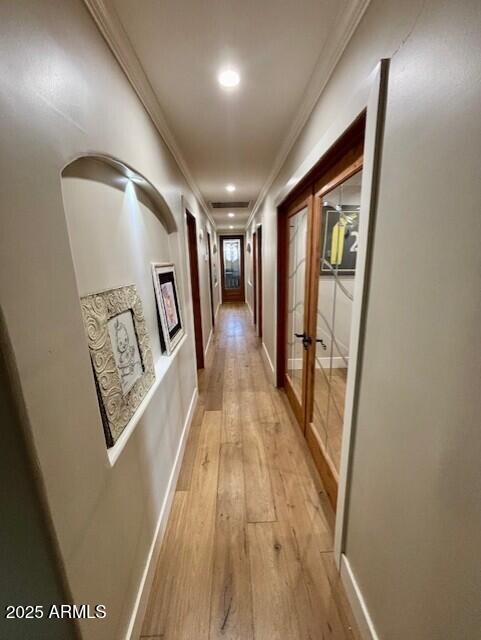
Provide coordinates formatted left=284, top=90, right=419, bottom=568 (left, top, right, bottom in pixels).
left=228, top=212, right=235, bottom=218
left=218, top=68, right=240, bottom=88
left=225, top=184, right=236, bottom=192
left=229, top=225, right=234, bottom=229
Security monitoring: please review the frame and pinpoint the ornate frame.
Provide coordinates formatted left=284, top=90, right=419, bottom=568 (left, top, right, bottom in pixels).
left=81, top=284, right=155, bottom=447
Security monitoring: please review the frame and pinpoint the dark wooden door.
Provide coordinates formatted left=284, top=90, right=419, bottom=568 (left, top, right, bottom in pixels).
left=252, top=231, right=257, bottom=325
left=220, top=235, right=245, bottom=303
left=186, top=210, right=204, bottom=369
left=257, top=225, right=263, bottom=338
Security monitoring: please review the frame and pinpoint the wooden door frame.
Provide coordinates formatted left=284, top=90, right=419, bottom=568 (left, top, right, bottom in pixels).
left=185, top=210, right=204, bottom=369
left=276, top=61, right=389, bottom=569
left=252, top=231, right=257, bottom=325
left=220, top=235, right=245, bottom=303
left=278, top=138, right=365, bottom=509
left=206, top=231, right=215, bottom=329
left=257, top=225, right=263, bottom=339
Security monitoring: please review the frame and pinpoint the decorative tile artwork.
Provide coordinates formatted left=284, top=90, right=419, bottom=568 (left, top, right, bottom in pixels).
left=81, top=284, right=155, bottom=447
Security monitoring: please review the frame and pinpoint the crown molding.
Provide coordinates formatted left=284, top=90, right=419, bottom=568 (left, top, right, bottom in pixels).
left=82, top=0, right=217, bottom=230
left=245, top=0, right=371, bottom=230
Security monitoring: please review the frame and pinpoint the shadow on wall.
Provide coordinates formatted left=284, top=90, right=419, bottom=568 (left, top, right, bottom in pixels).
left=0, top=306, right=77, bottom=640
left=62, top=154, right=177, bottom=234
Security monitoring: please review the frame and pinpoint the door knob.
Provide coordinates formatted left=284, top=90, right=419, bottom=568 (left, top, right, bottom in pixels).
left=294, top=332, right=312, bottom=350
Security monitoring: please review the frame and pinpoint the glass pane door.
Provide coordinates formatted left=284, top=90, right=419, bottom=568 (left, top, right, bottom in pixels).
left=312, top=171, right=362, bottom=474
left=312, top=247, right=335, bottom=452
left=221, top=235, right=245, bottom=302
left=223, top=238, right=241, bottom=289
left=286, top=205, right=308, bottom=405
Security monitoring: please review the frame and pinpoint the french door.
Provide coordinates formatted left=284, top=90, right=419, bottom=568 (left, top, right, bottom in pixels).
left=282, top=195, right=313, bottom=426
left=279, top=130, right=364, bottom=509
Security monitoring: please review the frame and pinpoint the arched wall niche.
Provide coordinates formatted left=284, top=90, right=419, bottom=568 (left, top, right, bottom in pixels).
left=60, top=151, right=186, bottom=432
left=61, top=153, right=178, bottom=234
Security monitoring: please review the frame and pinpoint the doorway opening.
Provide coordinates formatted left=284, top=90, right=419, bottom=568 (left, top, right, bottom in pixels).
left=220, top=235, right=245, bottom=303
left=277, top=114, right=365, bottom=509
left=185, top=210, right=204, bottom=369
left=207, top=231, right=215, bottom=329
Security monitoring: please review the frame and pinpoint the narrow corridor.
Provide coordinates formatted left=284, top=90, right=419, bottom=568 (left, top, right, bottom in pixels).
left=141, top=304, right=360, bottom=639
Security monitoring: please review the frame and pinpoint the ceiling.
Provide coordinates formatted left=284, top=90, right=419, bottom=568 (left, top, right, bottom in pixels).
left=104, top=0, right=365, bottom=230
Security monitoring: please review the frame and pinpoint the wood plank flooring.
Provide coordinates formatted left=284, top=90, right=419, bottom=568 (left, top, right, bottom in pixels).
left=141, top=303, right=360, bottom=640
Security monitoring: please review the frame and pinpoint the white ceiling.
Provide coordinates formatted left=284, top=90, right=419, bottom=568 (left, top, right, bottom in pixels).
left=106, top=0, right=364, bottom=229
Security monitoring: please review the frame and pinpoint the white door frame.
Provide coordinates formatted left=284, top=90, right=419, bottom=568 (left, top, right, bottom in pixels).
left=274, top=60, right=390, bottom=568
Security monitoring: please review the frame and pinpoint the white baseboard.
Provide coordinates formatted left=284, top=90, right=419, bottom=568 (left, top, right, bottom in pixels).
left=340, top=554, right=379, bottom=640
left=261, top=341, right=275, bottom=384
left=204, top=328, right=213, bottom=357
left=320, top=356, right=348, bottom=369
left=287, top=357, right=303, bottom=370
left=126, top=386, right=198, bottom=640
left=288, top=356, right=348, bottom=370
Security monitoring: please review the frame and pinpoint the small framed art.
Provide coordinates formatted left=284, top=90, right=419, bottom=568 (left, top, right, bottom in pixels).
left=320, top=206, right=359, bottom=276
left=80, top=284, right=155, bottom=447
left=152, top=262, right=185, bottom=355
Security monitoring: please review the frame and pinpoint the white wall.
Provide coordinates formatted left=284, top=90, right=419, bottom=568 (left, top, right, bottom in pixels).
left=248, top=0, right=481, bottom=637
left=193, top=214, right=218, bottom=353
left=0, top=1, right=214, bottom=638
left=207, top=228, right=221, bottom=321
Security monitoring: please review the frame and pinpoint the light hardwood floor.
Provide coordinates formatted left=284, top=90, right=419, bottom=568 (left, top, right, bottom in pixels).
left=140, top=303, right=360, bottom=640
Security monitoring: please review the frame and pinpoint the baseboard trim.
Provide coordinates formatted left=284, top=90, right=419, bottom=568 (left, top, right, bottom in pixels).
left=261, top=341, right=275, bottom=384
left=125, top=386, right=198, bottom=640
left=287, top=356, right=348, bottom=370
left=340, top=554, right=379, bottom=640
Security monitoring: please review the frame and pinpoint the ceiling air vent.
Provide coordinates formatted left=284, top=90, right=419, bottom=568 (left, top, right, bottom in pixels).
left=210, top=201, right=250, bottom=209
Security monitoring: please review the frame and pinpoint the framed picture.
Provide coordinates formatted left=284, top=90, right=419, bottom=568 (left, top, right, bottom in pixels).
left=80, top=284, right=155, bottom=447
left=151, top=262, right=185, bottom=355
left=320, top=206, right=359, bottom=276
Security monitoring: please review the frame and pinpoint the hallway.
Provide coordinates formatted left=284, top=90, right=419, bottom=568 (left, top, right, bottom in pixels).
left=141, top=304, right=359, bottom=639
left=3, top=2, right=481, bottom=638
